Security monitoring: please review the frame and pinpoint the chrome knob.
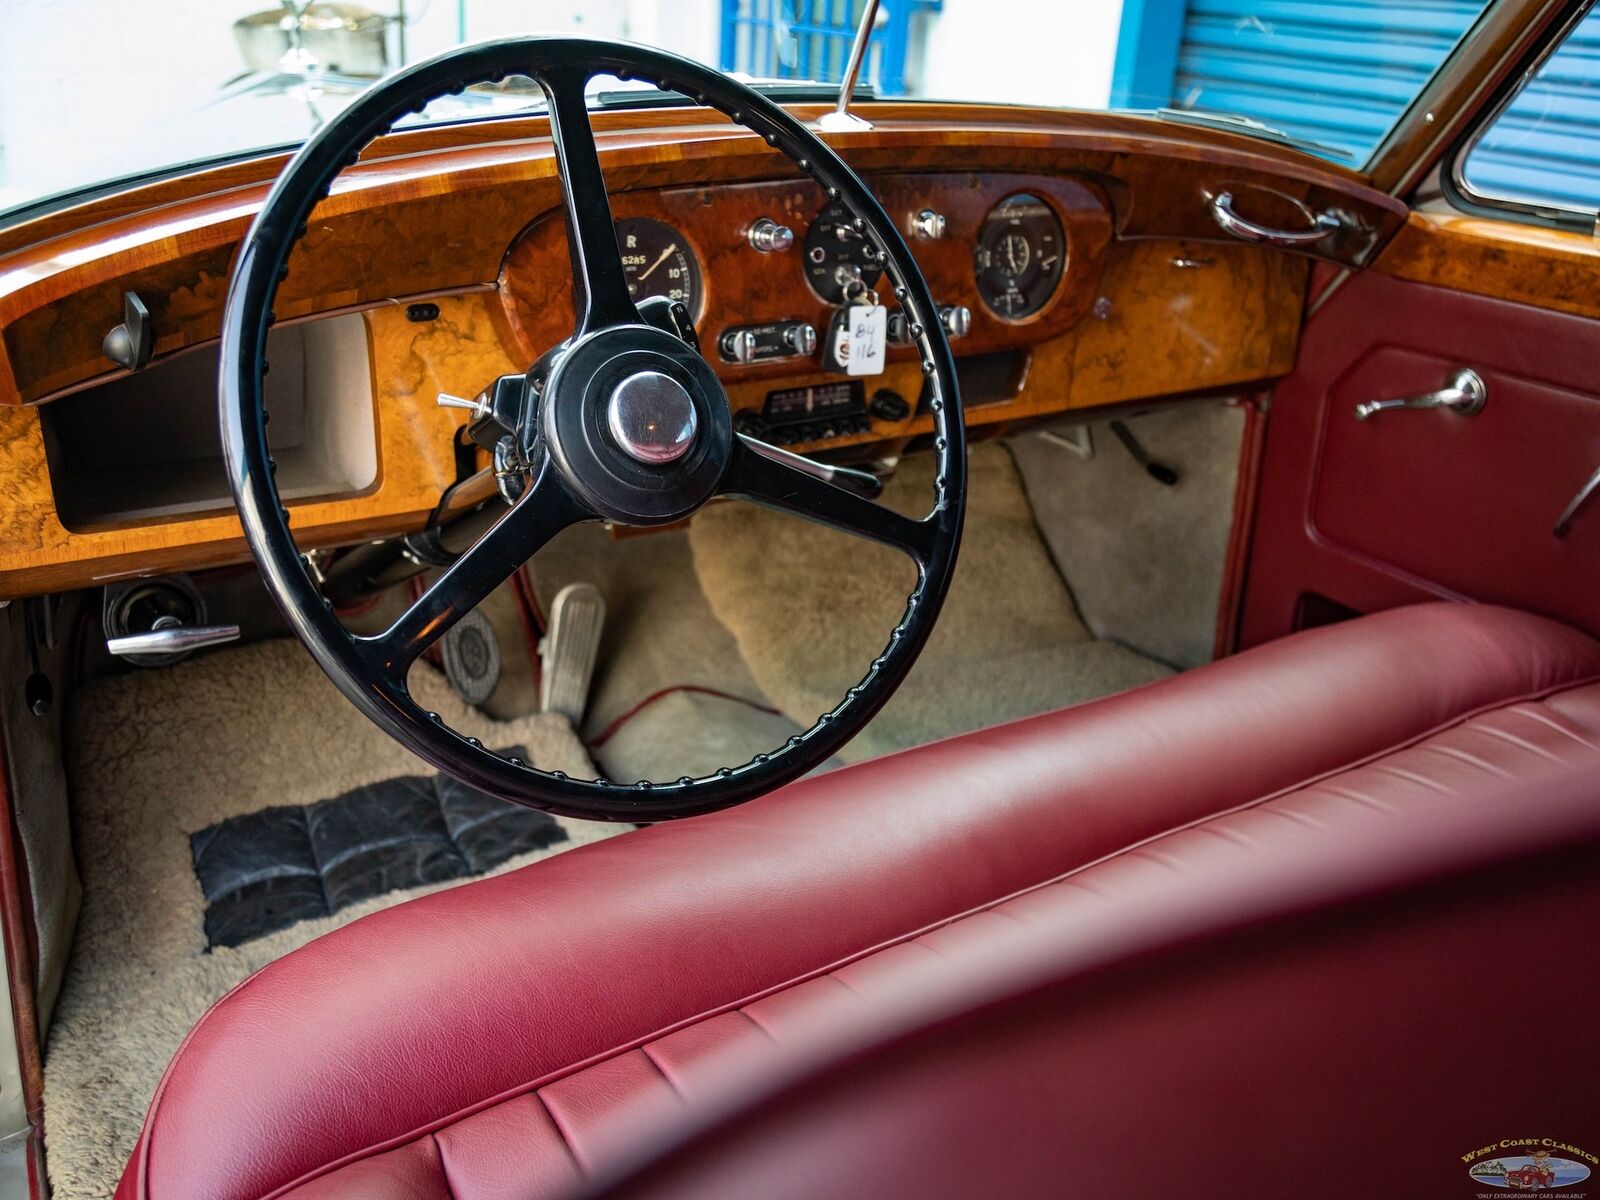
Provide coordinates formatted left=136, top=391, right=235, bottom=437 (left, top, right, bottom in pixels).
left=720, top=329, right=759, bottom=364
left=940, top=304, right=972, bottom=339
left=910, top=208, right=947, bottom=240
left=437, top=391, right=489, bottom=419
left=606, top=371, right=698, bottom=464
left=748, top=217, right=795, bottom=253
left=783, top=323, right=818, bottom=357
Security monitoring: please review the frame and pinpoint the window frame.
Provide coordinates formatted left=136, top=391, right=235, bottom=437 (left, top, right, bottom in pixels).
left=1442, top=0, right=1600, bottom=233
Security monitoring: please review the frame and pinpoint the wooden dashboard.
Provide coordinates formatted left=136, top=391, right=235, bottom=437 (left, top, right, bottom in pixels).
left=0, top=101, right=1408, bottom=598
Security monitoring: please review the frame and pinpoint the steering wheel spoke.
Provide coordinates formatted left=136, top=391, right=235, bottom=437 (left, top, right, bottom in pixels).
left=538, top=64, right=641, bottom=335
left=359, top=460, right=591, bottom=683
left=721, top=433, right=938, bottom=565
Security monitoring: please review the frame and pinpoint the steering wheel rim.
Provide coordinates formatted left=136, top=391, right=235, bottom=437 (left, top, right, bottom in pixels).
left=220, top=36, right=966, bottom=821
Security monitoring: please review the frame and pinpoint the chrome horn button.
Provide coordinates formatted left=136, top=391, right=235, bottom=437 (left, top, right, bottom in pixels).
left=605, top=370, right=698, bottom=465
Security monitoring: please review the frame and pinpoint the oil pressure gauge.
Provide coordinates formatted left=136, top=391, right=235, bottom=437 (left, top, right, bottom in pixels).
left=974, top=194, right=1065, bottom=320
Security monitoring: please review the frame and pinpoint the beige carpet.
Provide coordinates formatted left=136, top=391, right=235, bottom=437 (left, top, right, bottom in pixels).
left=1010, top=402, right=1244, bottom=669
left=526, top=525, right=820, bottom=783
left=690, top=443, right=1173, bottom=762
left=45, top=640, right=618, bottom=1200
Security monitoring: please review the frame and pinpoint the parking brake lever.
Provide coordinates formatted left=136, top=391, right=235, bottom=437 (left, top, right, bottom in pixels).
left=738, top=433, right=884, bottom=499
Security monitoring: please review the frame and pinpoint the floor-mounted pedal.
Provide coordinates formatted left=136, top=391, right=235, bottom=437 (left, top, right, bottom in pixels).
left=539, top=583, right=606, bottom=725
left=441, top=608, right=502, bottom=707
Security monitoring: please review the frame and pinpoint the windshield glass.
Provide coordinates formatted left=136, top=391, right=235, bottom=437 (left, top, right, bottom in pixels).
left=0, top=0, right=1494, bottom=221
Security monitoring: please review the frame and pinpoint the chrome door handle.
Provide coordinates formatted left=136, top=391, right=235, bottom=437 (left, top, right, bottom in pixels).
left=1354, top=369, right=1487, bottom=422
left=106, top=623, right=241, bottom=658
left=1209, top=191, right=1340, bottom=246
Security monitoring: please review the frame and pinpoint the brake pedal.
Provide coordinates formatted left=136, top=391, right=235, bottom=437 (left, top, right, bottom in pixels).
left=539, top=583, right=606, bottom=725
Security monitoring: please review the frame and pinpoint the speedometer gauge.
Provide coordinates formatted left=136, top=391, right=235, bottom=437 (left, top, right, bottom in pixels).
left=616, top=217, right=702, bottom=315
left=974, top=194, right=1065, bottom=321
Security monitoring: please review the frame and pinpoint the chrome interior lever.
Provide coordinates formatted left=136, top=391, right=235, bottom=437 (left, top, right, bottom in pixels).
left=1354, top=369, right=1486, bottom=422
left=107, top=622, right=241, bottom=659
left=739, top=433, right=884, bottom=499
left=1554, top=465, right=1600, bottom=538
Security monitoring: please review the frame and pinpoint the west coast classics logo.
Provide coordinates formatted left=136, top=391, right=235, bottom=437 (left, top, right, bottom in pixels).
left=1464, top=1139, right=1595, bottom=1194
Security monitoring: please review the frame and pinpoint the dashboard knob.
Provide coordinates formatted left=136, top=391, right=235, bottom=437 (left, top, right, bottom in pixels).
left=940, top=304, right=972, bottom=339
left=910, top=208, right=947, bottom=240
left=720, top=328, right=759, bottom=364
left=748, top=217, right=795, bottom=253
left=783, top=322, right=818, bottom=357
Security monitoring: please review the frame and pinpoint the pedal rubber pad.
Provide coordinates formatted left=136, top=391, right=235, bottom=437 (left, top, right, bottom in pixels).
left=540, top=583, right=606, bottom=725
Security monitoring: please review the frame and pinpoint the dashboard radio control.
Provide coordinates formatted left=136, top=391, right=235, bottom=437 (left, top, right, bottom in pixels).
left=719, top=320, right=819, bottom=365
left=940, top=304, right=973, bottom=338
left=747, top=217, right=796, bottom=253
left=910, top=208, right=947, bottom=240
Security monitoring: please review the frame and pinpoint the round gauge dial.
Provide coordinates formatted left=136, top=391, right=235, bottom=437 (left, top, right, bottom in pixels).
left=803, top=202, right=884, bottom=304
left=615, top=217, right=702, bottom=315
left=974, top=194, right=1066, bottom=320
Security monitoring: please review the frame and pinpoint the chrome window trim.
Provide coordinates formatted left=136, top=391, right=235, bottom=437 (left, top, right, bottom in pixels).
left=1442, top=0, right=1600, bottom=231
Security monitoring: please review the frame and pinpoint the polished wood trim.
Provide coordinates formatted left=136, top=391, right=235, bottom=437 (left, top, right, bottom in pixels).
left=0, top=101, right=1381, bottom=258
left=1373, top=209, right=1600, bottom=320
left=1367, top=0, right=1578, bottom=196
left=729, top=238, right=1305, bottom=448
left=0, top=106, right=1404, bottom=406
left=0, top=237, right=1303, bottom=597
left=0, top=294, right=513, bottom=599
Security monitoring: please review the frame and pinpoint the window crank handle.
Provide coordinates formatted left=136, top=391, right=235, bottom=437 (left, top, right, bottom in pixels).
left=1354, top=369, right=1487, bottom=421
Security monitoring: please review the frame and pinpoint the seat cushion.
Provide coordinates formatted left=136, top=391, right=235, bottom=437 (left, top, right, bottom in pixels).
left=114, top=603, right=1600, bottom=1200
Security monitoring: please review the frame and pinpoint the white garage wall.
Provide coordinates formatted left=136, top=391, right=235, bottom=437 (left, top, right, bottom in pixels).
left=911, top=1, right=1125, bottom=109
left=0, top=0, right=1125, bottom=214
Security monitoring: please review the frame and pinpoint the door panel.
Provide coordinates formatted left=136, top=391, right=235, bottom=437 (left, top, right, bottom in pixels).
left=1238, top=267, right=1600, bottom=647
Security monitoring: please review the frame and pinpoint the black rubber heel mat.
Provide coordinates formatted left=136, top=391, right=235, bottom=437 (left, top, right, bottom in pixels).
left=190, top=746, right=565, bottom=948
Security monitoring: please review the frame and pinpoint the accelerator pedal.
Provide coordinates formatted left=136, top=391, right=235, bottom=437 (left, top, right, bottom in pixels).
left=539, top=583, right=606, bottom=725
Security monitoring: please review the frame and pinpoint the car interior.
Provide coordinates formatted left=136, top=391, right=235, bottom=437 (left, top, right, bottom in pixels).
left=0, top=0, right=1597, bottom=1196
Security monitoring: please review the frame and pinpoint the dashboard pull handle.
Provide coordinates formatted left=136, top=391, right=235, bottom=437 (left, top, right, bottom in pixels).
left=1209, top=191, right=1340, bottom=247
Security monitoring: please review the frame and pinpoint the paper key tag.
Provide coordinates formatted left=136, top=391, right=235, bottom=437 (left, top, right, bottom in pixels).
left=845, top=304, right=887, bottom=377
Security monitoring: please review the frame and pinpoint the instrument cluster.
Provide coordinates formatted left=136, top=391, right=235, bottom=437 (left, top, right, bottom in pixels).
left=604, top=188, right=1071, bottom=366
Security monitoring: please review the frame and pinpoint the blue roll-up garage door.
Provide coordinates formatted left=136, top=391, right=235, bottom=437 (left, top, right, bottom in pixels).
left=1169, top=0, right=1481, bottom=162
left=1115, top=0, right=1600, bottom=207
left=1463, top=8, right=1600, bottom=210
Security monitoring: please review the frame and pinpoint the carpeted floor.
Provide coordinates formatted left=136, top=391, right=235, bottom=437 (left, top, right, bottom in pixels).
left=690, top=442, right=1173, bottom=762
left=1010, top=402, right=1243, bottom=670
left=45, top=640, right=617, bottom=1200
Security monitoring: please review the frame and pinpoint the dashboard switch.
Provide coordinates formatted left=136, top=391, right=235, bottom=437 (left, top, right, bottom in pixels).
left=748, top=217, right=796, bottom=253
left=940, top=304, right=972, bottom=339
left=783, top=322, right=818, bottom=357
left=910, top=208, right=947, bottom=240
left=720, top=328, right=760, bottom=364
left=719, top=321, right=819, bottom=365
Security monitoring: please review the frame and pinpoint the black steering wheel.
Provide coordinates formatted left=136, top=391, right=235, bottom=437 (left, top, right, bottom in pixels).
left=220, top=37, right=965, bottom=821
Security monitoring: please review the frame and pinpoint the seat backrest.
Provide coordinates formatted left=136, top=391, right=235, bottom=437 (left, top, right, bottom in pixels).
left=586, top=683, right=1600, bottom=1200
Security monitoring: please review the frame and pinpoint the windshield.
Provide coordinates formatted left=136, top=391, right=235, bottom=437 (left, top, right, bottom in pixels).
left=0, top=0, right=1494, bottom=221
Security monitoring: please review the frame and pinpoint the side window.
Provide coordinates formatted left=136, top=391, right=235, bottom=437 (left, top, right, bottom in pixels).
left=1454, top=5, right=1600, bottom=221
